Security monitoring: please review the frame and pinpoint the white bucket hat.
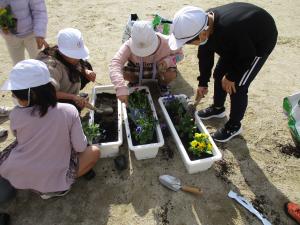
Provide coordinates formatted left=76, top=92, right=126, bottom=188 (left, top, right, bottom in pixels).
left=57, top=28, right=89, bottom=59
left=169, top=6, right=208, bottom=50
left=129, top=21, right=159, bottom=57
left=1, top=59, right=52, bottom=91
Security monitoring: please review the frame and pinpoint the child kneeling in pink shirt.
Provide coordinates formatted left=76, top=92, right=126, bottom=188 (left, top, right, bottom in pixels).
left=0, top=59, right=100, bottom=199
left=109, top=20, right=184, bottom=105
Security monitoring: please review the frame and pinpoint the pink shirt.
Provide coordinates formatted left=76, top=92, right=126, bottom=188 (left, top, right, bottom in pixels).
left=109, top=33, right=184, bottom=96
left=0, top=103, right=87, bottom=193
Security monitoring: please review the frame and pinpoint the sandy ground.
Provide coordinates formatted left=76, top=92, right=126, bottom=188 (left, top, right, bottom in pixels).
left=0, top=0, right=300, bottom=224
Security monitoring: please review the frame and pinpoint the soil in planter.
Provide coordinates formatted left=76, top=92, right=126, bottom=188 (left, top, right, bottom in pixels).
left=166, top=105, right=213, bottom=161
left=93, top=93, right=118, bottom=143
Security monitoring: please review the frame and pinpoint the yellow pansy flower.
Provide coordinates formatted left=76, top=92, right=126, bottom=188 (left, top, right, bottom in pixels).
left=0, top=8, right=7, bottom=16
left=191, top=140, right=198, bottom=148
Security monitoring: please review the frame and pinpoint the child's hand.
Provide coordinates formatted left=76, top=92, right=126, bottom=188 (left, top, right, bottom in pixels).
left=118, top=95, right=128, bottom=106
left=158, top=61, right=167, bottom=74
left=73, top=95, right=88, bottom=109
left=85, top=69, right=96, bottom=82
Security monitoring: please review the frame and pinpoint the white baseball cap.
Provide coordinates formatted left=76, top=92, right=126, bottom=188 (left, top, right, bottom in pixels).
left=169, top=6, right=208, bottom=50
left=129, top=21, right=159, bottom=57
left=1, top=59, right=52, bottom=90
left=57, top=28, right=89, bottom=59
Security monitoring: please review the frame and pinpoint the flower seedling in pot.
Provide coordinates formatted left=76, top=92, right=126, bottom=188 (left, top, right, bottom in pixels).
left=127, top=89, right=158, bottom=145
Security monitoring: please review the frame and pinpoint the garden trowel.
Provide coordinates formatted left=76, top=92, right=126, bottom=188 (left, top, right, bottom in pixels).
left=85, top=102, right=113, bottom=115
left=228, top=190, right=271, bottom=225
left=159, top=175, right=202, bottom=195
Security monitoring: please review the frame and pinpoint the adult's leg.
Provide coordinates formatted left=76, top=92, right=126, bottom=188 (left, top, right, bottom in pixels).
left=2, top=34, right=25, bottom=65
left=228, top=55, right=269, bottom=126
left=24, top=33, right=40, bottom=59
left=77, top=145, right=100, bottom=177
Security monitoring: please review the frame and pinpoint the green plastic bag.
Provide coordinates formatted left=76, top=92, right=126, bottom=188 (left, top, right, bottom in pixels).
left=151, top=14, right=172, bottom=35
left=283, top=92, right=300, bottom=115
left=283, top=92, right=300, bottom=147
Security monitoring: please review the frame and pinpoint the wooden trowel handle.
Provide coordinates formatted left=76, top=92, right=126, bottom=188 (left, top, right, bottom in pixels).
left=181, top=185, right=202, bottom=195
left=85, top=102, right=96, bottom=111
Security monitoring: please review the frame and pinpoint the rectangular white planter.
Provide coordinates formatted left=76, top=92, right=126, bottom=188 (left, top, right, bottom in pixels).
left=123, top=86, right=164, bottom=160
left=89, top=85, right=123, bottom=158
left=158, top=94, right=222, bottom=174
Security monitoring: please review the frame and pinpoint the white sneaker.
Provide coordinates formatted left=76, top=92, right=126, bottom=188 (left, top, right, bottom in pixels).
left=0, top=127, right=8, bottom=138
left=0, top=107, right=12, bottom=117
left=40, top=189, right=70, bottom=200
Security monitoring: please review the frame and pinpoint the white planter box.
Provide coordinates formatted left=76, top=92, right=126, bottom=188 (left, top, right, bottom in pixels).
left=89, top=85, right=123, bottom=158
left=158, top=94, right=222, bottom=174
left=123, top=86, right=164, bottom=160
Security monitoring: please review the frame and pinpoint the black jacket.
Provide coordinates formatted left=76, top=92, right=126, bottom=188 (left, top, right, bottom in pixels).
left=197, top=2, right=278, bottom=86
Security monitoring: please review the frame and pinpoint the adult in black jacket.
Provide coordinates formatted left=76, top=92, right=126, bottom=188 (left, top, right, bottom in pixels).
left=169, top=3, right=278, bottom=142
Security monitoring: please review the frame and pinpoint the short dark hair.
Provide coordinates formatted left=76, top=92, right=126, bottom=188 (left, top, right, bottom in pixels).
left=12, top=82, right=57, bottom=117
left=186, top=33, right=200, bottom=44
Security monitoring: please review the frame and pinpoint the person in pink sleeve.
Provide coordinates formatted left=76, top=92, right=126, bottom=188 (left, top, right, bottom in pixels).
left=109, top=20, right=184, bottom=105
left=0, top=59, right=100, bottom=199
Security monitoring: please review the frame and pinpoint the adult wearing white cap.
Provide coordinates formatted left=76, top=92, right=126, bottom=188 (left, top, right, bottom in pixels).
left=169, top=3, right=278, bottom=142
left=109, top=20, right=184, bottom=105
left=37, top=28, right=96, bottom=110
left=0, top=59, right=100, bottom=199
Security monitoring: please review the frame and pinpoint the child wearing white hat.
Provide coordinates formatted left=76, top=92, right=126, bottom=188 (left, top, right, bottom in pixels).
left=0, top=59, right=100, bottom=199
left=169, top=3, right=277, bottom=142
left=37, top=28, right=96, bottom=110
left=109, top=20, right=184, bottom=105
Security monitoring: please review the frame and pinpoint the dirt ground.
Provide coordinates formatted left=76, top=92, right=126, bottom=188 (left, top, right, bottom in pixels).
left=0, top=0, right=300, bottom=224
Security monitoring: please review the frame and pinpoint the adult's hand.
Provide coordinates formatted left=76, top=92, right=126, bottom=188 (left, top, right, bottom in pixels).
left=222, top=76, right=236, bottom=95
left=85, top=69, right=96, bottom=82
left=35, top=37, right=49, bottom=49
left=73, top=95, right=88, bottom=109
left=197, top=86, right=208, bottom=98
left=118, top=95, right=128, bottom=106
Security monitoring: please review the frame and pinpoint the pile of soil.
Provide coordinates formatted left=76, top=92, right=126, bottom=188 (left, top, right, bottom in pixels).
left=215, top=159, right=234, bottom=183
left=94, top=93, right=118, bottom=143
left=277, top=143, right=300, bottom=158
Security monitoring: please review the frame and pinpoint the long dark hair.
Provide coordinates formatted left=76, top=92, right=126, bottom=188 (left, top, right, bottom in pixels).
left=12, top=83, right=57, bottom=117
left=41, top=46, right=91, bottom=89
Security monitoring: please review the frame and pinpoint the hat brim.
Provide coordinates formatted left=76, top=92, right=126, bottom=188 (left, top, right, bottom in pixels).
left=130, top=35, right=159, bottom=57
left=1, top=80, right=12, bottom=91
left=168, top=33, right=194, bottom=50
left=1, top=77, right=54, bottom=91
left=59, top=45, right=89, bottom=59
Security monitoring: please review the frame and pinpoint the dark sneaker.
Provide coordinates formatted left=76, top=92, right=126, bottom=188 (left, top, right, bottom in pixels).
left=285, top=202, right=300, bottom=224
left=159, top=84, right=171, bottom=96
left=212, top=124, right=242, bottom=142
left=40, top=189, right=70, bottom=200
left=0, top=213, right=10, bottom=225
left=83, top=169, right=96, bottom=180
left=198, top=105, right=226, bottom=120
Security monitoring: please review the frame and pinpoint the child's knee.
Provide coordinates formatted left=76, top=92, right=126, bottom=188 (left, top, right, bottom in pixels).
left=91, top=145, right=100, bottom=160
